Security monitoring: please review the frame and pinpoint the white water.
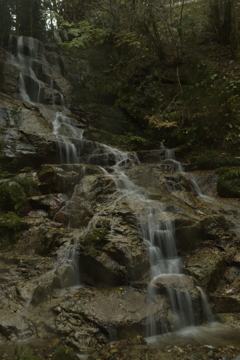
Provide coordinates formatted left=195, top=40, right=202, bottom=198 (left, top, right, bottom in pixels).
left=10, top=36, right=45, bottom=104
left=53, top=112, right=84, bottom=164
left=197, top=286, right=213, bottom=323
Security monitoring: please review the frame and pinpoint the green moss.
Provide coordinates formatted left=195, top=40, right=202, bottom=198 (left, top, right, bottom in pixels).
left=13, top=176, right=38, bottom=197
left=0, top=211, right=21, bottom=230
left=217, top=167, right=240, bottom=197
left=82, top=228, right=108, bottom=257
left=52, top=347, right=78, bottom=360
left=0, top=211, right=21, bottom=250
left=0, top=181, right=28, bottom=215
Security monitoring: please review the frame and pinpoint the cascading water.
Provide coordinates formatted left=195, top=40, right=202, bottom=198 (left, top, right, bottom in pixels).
left=8, top=35, right=85, bottom=291
left=52, top=112, right=84, bottom=164
left=9, top=35, right=45, bottom=103
left=97, top=151, right=207, bottom=336
left=161, top=142, right=218, bottom=204
left=161, top=142, right=184, bottom=173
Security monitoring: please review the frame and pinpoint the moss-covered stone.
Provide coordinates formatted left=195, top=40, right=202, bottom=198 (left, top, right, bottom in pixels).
left=0, top=211, right=21, bottom=251
left=82, top=228, right=108, bottom=257
left=217, top=167, right=240, bottom=197
left=52, top=347, right=78, bottom=360
left=13, top=175, right=38, bottom=197
left=86, top=128, right=153, bottom=151
left=0, top=180, right=29, bottom=215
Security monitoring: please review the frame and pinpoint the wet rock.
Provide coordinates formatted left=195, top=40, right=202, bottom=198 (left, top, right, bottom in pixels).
left=57, top=287, right=170, bottom=341
left=79, top=216, right=149, bottom=286
left=0, top=58, right=20, bottom=94
left=136, top=149, right=164, bottom=163
left=0, top=128, right=57, bottom=171
left=37, top=163, right=101, bottom=197
left=30, top=193, right=67, bottom=219
left=0, top=96, right=52, bottom=132
left=152, top=274, right=199, bottom=297
left=212, top=294, right=240, bottom=313
left=53, top=264, right=77, bottom=288
left=175, top=217, right=203, bottom=251
left=183, top=248, right=226, bottom=293
left=31, top=281, right=53, bottom=305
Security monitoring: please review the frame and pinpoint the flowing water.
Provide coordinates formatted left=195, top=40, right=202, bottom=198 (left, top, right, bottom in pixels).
left=97, top=152, right=207, bottom=336
left=9, top=35, right=215, bottom=341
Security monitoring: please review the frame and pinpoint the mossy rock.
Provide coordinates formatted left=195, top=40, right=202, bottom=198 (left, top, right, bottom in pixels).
left=13, top=174, right=38, bottom=197
left=0, top=181, right=29, bottom=215
left=217, top=168, right=240, bottom=198
left=0, top=211, right=21, bottom=251
left=82, top=228, right=108, bottom=257
left=86, top=128, right=153, bottom=151
left=52, top=347, right=78, bottom=360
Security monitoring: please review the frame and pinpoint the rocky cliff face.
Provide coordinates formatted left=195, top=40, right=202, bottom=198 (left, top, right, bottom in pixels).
left=0, top=36, right=240, bottom=360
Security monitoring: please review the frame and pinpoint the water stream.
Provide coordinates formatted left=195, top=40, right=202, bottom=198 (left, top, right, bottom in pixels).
left=8, top=36, right=84, bottom=292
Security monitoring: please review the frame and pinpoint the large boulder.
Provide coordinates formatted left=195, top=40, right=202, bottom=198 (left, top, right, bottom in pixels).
left=183, top=248, right=226, bottom=293
left=55, top=287, right=171, bottom=342
left=37, top=163, right=102, bottom=197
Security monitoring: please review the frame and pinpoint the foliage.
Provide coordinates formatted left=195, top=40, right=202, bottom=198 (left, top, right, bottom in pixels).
left=123, top=132, right=153, bottom=150
left=43, top=10, right=109, bottom=49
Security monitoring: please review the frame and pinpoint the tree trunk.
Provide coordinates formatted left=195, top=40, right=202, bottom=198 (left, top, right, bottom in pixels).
left=219, top=0, right=238, bottom=55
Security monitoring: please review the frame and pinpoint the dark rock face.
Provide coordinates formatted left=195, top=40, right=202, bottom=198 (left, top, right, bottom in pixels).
left=0, top=35, right=240, bottom=360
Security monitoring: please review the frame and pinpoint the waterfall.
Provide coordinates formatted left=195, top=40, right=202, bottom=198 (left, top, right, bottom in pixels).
left=98, top=154, right=203, bottom=336
left=161, top=143, right=218, bottom=204
left=9, top=35, right=213, bottom=340
left=53, top=112, right=84, bottom=164
left=11, top=36, right=44, bottom=103
left=197, top=286, right=213, bottom=323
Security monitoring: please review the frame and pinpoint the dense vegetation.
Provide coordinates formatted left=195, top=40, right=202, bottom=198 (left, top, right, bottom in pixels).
left=1, top=0, right=240, bottom=156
